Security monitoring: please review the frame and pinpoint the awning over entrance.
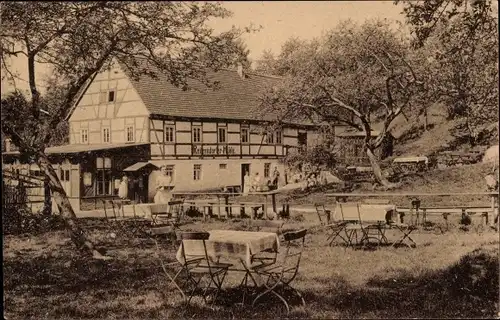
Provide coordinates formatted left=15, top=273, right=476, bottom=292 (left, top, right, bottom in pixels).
left=123, top=161, right=158, bottom=172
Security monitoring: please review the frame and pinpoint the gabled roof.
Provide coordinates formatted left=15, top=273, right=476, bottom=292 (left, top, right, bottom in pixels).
left=119, top=61, right=311, bottom=125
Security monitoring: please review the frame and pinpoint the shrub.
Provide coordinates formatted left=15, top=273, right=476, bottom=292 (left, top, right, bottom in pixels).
left=2, top=206, right=66, bottom=235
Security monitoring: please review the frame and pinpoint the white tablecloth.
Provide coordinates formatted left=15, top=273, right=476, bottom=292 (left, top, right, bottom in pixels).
left=176, top=230, right=280, bottom=267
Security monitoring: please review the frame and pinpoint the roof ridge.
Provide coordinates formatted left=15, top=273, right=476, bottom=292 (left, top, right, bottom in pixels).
left=219, top=67, right=283, bottom=80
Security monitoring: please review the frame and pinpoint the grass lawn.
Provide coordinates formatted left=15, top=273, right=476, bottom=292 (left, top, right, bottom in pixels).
left=3, top=217, right=499, bottom=319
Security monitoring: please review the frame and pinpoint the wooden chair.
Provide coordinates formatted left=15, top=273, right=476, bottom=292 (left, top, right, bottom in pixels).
left=355, top=204, right=391, bottom=247
left=337, top=202, right=365, bottom=247
left=249, top=219, right=285, bottom=234
left=102, top=199, right=148, bottom=238
left=149, top=227, right=187, bottom=300
left=178, top=232, right=232, bottom=305
left=252, top=229, right=308, bottom=314
left=248, top=220, right=285, bottom=267
left=315, top=203, right=347, bottom=246
left=355, top=203, right=417, bottom=248
left=315, top=203, right=332, bottom=224
left=316, top=202, right=360, bottom=247
left=150, top=199, right=185, bottom=227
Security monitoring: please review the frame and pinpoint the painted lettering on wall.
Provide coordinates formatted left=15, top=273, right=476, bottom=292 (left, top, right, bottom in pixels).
left=192, top=145, right=236, bottom=155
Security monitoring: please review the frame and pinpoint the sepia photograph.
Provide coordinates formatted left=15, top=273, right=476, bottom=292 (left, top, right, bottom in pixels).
left=1, top=1, right=499, bottom=319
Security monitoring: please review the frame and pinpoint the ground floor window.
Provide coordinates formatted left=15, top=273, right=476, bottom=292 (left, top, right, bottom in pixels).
left=59, top=168, right=70, bottom=181
left=96, top=157, right=112, bottom=195
left=193, top=164, right=202, bottom=181
left=165, top=165, right=175, bottom=182
left=264, top=163, right=271, bottom=178
left=97, top=170, right=112, bottom=195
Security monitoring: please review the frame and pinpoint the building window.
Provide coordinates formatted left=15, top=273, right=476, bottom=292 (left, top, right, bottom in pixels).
left=266, top=132, right=274, bottom=144
left=241, top=127, right=249, bottom=144
left=218, top=127, right=227, bottom=143
left=165, top=125, right=175, bottom=143
left=96, top=157, right=112, bottom=195
left=30, top=169, right=42, bottom=177
left=264, top=163, right=271, bottom=178
left=59, top=168, right=70, bottom=181
left=298, top=132, right=307, bottom=148
left=164, top=165, right=175, bottom=182
left=80, top=129, right=88, bottom=144
left=193, top=164, right=202, bottom=181
left=126, top=126, right=134, bottom=142
left=102, top=127, right=110, bottom=143
left=275, top=130, right=282, bottom=144
left=108, top=90, right=115, bottom=103
left=192, top=126, right=202, bottom=143
left=219, top=163, right=227, bottom=170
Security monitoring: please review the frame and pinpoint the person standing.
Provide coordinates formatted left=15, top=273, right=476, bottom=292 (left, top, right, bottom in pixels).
left=118, top=175, right=129, bottom=200
left=271, top=166, right=280, bottom=190
left=243, top=171, right=251, bottom=195
left=154, top=165, right=172, bottom=204
left=252, top=172, right=261, bottom=191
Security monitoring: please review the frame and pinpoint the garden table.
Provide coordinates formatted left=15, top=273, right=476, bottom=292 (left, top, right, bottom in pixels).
left=176, top=230, right=280, bottom=268
left=176, top=230, right=281, bottom=303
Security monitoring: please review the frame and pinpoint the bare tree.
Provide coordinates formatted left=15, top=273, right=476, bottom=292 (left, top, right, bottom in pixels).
left=259, top=20, right=420, bottom=189
left=1, top=2, right=250, bottom=259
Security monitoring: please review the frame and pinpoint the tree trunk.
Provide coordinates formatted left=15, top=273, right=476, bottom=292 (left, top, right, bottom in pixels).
left=366, top=147, right=398, bottom=189
left=42, top=177, right=52, bottom=216
left=424, top=108, right=428, bottom=131
left=36, top=151, right=110, bottom=260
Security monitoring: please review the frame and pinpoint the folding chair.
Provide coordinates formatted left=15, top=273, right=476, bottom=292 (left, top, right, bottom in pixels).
left=336, top=203, right=364, bottom=247
left=357, top=203, right=416, bottom=248
left=150, top=199, right=185, bottom=227
left=252, top=229, right=307, bottom=315
left=178, top=232, right=232, bottom=305
left=250, top=219, right=285, bottom=235
left=102, top=199, right=146, bottom=238
left=385, top=208, right=418, bottom=248
left=315, top=203, right=353, bottom=246
left=248, top=220, right=285, bottom=267
left=149, top=227, right=187, bottom=300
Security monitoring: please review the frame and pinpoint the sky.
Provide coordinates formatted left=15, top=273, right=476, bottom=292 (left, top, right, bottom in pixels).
left=1, top=1, right=406, bottom=95
left=215, top=1, right=405, bottom=60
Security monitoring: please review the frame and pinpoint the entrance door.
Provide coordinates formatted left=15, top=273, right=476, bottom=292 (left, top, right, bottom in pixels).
left=138, top=171, right=149, bottom=203
left=129, top=172, right=149, bottom=203
left=241, top=163, right=250, bottom=193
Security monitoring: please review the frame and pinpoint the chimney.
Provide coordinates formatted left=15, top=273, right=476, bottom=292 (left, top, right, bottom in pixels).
left=237, top=62, right=244, bottom=79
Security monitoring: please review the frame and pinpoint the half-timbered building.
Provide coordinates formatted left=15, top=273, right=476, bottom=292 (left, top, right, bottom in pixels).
left=3, top=61, right=322, bottom=210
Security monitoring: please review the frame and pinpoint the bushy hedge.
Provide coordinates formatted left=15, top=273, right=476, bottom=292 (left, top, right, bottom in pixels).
left=3, top=205, right=66, bottom=235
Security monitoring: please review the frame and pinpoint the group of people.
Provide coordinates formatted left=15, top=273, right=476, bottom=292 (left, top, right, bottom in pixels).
left=242, top=166, right=281, bottom=195
left=117, top=164, right=173, bottom=204
left=117, top=164, right=295, bottom=203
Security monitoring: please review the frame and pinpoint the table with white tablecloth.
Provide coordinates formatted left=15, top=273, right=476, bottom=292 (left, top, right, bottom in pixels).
left=176, top=230, right=280, bottom=267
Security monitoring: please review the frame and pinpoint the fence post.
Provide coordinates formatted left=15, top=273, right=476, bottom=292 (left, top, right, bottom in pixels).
left=491, top=195, right=497, bottom=227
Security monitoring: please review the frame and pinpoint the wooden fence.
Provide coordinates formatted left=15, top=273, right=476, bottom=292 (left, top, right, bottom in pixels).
left=2, top=171, right=46, bottom=212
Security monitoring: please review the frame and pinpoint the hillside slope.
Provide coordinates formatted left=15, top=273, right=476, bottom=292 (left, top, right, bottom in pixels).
left=378, top=103, right=498, bottom=157
left=279, top=162, right=496, bottom=207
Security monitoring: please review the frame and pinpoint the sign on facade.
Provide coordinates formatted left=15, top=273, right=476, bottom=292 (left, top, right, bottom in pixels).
left=192, top=145, right=236, bottom=155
